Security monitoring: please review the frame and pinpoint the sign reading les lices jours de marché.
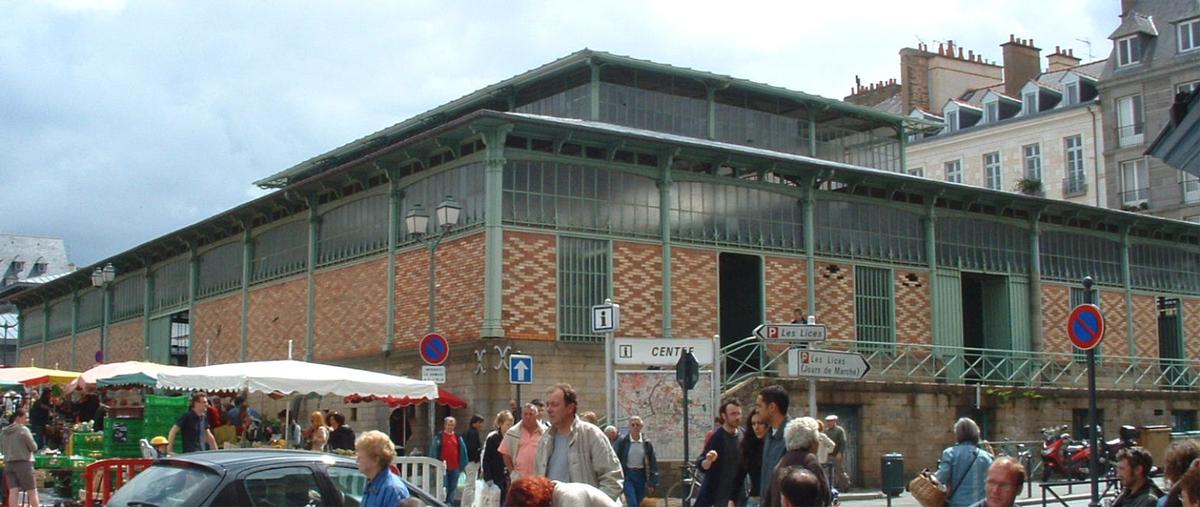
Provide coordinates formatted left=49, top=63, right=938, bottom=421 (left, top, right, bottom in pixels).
left=614, top=338, right=714, bottom=366
left=786, top=349, right=870, bottom=380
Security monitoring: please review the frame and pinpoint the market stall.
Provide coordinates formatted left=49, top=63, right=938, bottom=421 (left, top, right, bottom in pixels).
left=0, top=367, right=80, bottom=387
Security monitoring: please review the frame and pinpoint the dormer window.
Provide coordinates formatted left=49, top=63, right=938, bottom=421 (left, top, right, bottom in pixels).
left=1023, top=91, right=1038, bottom=115
left=1064, top=83, right=1079, bottom=106
left=1117, top=35, right=1143, bottom=66
left=985, top=102, right=999, bottom=123
left=1179, top=18, right=1200, bottom=52
left=947, top=112, right=959, bottom=132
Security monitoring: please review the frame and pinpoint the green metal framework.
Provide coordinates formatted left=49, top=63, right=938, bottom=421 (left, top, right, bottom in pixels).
left=556, top=236, right=611, bottom=343
left=854, top=266, right=895, bottom=350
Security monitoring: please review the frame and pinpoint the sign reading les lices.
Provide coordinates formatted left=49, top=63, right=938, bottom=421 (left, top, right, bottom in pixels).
left=753, top=323, right=827, bottom=343
left=421, top=365, right=446, bottom=384
left=614, top=338, right=713, bottom=366
left=786, top=349, right=870, bottom=380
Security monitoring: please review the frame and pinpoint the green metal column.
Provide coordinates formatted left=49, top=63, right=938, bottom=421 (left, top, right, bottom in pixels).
left=1121, top=226, right=1135, bottom=357
left=41, top=302, right=49, bottom=367
left=383, top=165, right=402, bottom=352
left=187, top=245, right=199, bottom=366
left=924, top=199, right=939, bottom=345
left=659, top=151, right=677, bottom=338
left=305, top=194, right=319, bottom=361
left=100, top=283, right=112, bottom=363
left=808, top=111, right=818, bottom=157
left=240, top=224, right=253, bottom=361
left=802, top=181, right=816, bottom=318
left=1029, top=214, right=1043, bottom=353
left=70, top=291, right=79, bottom=370
left=16, top=312, right=24, bottom=366
left=481, top=126, right=512, bottom=338
left=143, top=266, right=153, bottom=361
left=898, top=124, right=907, bottom=173
left=706, top=86, right=717, bottom=140
left=589, top=60, right=601, bottom=121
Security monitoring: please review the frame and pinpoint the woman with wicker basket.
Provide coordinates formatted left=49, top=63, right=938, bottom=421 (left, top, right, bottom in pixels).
left=935, top=417, right=994, bottom=507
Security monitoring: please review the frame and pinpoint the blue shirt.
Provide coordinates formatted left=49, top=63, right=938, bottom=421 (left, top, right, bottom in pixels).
left=361, top=469, right=410, bottom=507
left=760, top=417, right=790, bottom=496
left=935, top=443, right=992, bottom=507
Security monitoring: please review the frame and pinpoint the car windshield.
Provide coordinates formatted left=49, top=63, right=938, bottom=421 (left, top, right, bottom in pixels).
left=107, top=462, right=222, bottom=507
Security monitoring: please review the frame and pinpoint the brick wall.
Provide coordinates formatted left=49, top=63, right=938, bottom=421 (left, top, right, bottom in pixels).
left=671, top=247, right=717, bottom=338
left=191, top=293, right=242, bottom=366
left=1100, top=290, right=1129, bottom=356
left=436, top=233, right=486, bottom=341
left=313, top=257, right=387, bottom=361
left=1186, top=298, right=1200, bottom=358
left=44, top=338, right=72, bottom=371
left=613, top=241, right=662, bottom=338
left=394, top=248, right=430, bottom=349
left=814, top=262, right=854, bottom=347
left=106, top=319, right=145, bottom=363
left=75, top=330, right=100, bottom=370
left=503, top=232, right=556, bottom=340
left=1041, top=284, right=1072, bottom=355
left=17, top=346, right=38, bottom=367
left=246, top=277, right=307, bottom=361
left=1131, top=294, right=1158, bottom=359
left=764, top=256, right=806, bottom=324
left=895, top=269, right=932, bottom=345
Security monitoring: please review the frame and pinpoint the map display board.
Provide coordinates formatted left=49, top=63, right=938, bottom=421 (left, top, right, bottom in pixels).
left=614, top=370, right=714, bottom=461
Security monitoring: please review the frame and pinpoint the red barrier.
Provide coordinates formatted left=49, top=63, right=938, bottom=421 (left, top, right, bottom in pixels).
left=83, top=458, right=153, bottom=506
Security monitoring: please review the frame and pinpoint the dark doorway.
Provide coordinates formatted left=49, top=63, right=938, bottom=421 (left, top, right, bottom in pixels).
left=1158, top=297, right=1187, bottom=387
left=961, top=275, right=985, bottom=350
left=719, top=253, right=762, bottom=375
left=168, top=311, right=190, bottom=366
left=961, top=273, right=1010, bottom=381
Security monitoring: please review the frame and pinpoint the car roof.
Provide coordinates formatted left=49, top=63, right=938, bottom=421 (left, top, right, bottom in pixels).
left=156, top=449, right=356, bottom=472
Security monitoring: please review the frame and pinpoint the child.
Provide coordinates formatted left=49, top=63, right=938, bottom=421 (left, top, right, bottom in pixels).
left=150, top=435, right=170, bottom=458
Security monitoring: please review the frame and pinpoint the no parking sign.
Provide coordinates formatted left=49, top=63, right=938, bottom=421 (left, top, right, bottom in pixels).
left=1067, top=304, right=1105, bottom=351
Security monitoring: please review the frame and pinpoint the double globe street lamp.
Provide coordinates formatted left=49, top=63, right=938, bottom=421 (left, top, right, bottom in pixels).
left=90, top=262, right=116, bottom=363
left=404, top=195, right=461, bottom=334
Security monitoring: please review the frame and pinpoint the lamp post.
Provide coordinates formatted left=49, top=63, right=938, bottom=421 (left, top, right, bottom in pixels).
left=90, top=262, right=115, bottom=363
left=405, top=196, right=462, bottom=333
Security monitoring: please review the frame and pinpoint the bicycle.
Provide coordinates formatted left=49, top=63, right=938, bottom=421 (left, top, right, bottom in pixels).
left=662, top=462, right=702, bottom=507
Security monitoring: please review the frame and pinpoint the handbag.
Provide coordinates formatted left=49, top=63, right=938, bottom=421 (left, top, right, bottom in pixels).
left=908, top=469, right=947, bottom=507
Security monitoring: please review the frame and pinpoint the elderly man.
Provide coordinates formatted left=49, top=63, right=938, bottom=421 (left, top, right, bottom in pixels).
left=534, top=383, right=624, bottom=501
left=1112, top=447, right=1164, bottom=507
left=614, top=416, right=659, bottom=507
left=501, top=403, right=545, bottom=481
left=824, top=414, right=850, bottom=489
left=970, top=457, right=1026, bottom=507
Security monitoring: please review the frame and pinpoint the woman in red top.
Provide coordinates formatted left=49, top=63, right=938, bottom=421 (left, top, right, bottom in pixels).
left=429, top=416, right=467, bottom=505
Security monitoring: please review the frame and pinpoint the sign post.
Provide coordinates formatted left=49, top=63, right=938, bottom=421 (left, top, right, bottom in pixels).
left=1068, top=277, right=1104, bottom=507
left=755, top=317, right=827, bottom=417
left=592, top=299, right=620, bottom=422
left=509, top=353, right=533, bottom=413
left=419, top=332, right=450, bottom=447
left=675, top=351, right=699, bottom=507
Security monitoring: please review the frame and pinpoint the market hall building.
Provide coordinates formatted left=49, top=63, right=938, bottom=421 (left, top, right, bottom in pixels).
left=4, top=50, right=1200, bottom=486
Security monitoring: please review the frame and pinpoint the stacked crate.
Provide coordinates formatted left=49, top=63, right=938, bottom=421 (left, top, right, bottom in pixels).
left=103, top=417, right=144, bottom=458
left=71, top=431, right=105, bottom=460
left=144, top=395, right=187, bottom=454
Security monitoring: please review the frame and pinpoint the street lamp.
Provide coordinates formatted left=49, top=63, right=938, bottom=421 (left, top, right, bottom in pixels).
left=405, top=196, right=462, bottom=333
left=90, top=262, right=116, bottom=363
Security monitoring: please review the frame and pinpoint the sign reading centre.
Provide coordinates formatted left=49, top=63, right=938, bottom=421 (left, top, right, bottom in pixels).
left=615, top=338, right=714, bottom=366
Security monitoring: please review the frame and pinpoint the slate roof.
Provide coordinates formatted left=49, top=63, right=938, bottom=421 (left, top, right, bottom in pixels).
left=1101, top=0, right=1200, bottom=81
left=1109, top=11, right=1160, bottom=39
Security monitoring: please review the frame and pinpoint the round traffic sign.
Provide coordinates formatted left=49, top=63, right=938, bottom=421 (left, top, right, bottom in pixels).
left=1067, top=304, right=1105, bottom=351
left=419, top=333, right=449, bottom=366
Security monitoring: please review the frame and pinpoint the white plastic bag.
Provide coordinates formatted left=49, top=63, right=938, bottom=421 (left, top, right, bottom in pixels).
left=476, top=481, right=501, bottom=507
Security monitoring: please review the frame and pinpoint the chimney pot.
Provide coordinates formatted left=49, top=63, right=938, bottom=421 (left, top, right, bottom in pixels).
left=958, top=47, right=964, bottom=58
left=969, top=50, right=974, bottom=60
left=1010, top=34, right=1015, bottom=42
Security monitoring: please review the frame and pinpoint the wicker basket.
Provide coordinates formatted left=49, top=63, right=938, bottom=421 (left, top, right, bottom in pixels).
left=908, top=469, right=947, bottom=507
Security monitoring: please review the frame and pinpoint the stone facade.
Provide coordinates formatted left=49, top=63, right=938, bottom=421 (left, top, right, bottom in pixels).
left=613, top=241, right=663, bottom=338
left=106, top=319, right=144, bottom=363
left=246, top=277, right=307, bottom=361
left=502, top=232, right=557, bottom=340
left=191, top=293, right=241, bottom=366
left=895, top=269, right=933, bottom=345
left=670, top=247, right=717, bottom=338
left=313, top=257, right=388, bottom=361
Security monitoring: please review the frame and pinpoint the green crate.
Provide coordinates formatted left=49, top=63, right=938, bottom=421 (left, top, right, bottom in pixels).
left=145, top=395, right=189, bottom=409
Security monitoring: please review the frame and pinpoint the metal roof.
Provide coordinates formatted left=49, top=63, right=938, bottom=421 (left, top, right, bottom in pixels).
left=252, top=49, right=934, bottom=189
left=1109, top=11, right=1159, bottom=39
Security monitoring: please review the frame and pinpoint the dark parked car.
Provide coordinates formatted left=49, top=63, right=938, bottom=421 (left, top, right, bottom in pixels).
left=105, top=449, right=444, bottom=507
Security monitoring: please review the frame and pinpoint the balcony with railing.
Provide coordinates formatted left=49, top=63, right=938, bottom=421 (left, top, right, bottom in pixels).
left=1062, top=177, right=1088, bottom=197
left=1117, top=123, right=1144, bottom=148
left=1121, top=187, right=1150, bottom=206
left=720, top=337, right=1199, bottom=392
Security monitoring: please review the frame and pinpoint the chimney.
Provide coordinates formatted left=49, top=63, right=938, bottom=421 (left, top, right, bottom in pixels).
left=1001, top=35, right=1042, bottom=97
left=1046, top=46, right=1082, bottom=72
left=1121, top=0, right=1136, bottom=15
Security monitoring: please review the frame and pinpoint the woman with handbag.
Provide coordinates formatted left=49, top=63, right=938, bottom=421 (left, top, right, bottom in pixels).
left=935, top=417, right=994, bottom=507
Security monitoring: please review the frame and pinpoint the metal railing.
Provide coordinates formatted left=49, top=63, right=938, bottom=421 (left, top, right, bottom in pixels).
left=1061, top=177, right=1088, bottom=196
left=1120, top=187, right=1149, bottom=205
left=719, top=337, right=1200, bottom=392
left=1117, top=123, right=1145, bottom=148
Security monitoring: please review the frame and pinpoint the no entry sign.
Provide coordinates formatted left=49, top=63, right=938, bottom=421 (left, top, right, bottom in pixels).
left=1067, top=304, right=1105, bottom=351
left=419, top=333, right=450, bottom=366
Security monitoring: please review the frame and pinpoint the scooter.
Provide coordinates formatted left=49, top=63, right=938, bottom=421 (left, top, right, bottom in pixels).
left=1041, top=424, right=1093, bottom=481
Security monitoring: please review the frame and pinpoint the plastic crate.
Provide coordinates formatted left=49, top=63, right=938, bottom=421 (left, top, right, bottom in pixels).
left=145, top=395, right=189, bottom=408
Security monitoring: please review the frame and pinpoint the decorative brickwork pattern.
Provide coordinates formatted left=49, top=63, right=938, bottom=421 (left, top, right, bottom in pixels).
left=247, top=278, right=307, bottom=361
left=614, top=241, right=663, bottom=338
left=765, top=256, right=806, bottom=324
left=815, top=263, right=855, bottom=347
left=671, top=247, right=717, bottom=338
left=17, top=346, right=39, bottom=367
left=1185, top=298, right=1200, bottom=359
left=1041, top=284, right=1071, bottom=355
left=44, top=338, right=72, bottom=371
left=1099, top=290, right=1129, bottom=356
left=435, top=233, right=486, bottom=342
left=895, top=270, right=932, bottom=345
left=191, top=293, right=242, bottom=366
left=503, top=232, right=557, bottom=340
left=394, top=248, right=431, bottom=349
left=1131, top=294, right=1159, bottom=359
left=313, top=257, right=388, bottom=361
left=74, top=330, right=100, bottom=370
left=106, top=320, right=145, bottom=363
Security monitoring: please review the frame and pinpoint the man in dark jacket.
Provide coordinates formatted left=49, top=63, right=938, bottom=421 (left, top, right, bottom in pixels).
left=326, top=412, right=356, bottom=451
left=1113, top=447, right=1164, bottom=507
left=696, top=399, right=745, bottom=507
left=614, top=416, right=659, bottom=507
left=762, top=417, right=830, bottom=507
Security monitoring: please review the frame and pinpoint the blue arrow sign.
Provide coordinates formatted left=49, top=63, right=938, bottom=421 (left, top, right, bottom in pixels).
left=509, top=354, right=533, bottom=385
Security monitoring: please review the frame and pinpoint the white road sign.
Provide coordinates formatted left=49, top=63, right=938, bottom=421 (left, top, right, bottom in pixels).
left=787, top=349, right=870, bottom=380
left=591, top=303, right=620, bottom=333
left=509, top=354, right=533, bottom=385
left=421, top=365, right=446, bottom=384
left=614, top=338, right=714, bottom=366
left=754, top=323, right=827, bottom=343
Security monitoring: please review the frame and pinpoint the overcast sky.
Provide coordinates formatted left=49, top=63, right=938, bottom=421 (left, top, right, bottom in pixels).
left=2, top=0, right=1119, bottom=266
